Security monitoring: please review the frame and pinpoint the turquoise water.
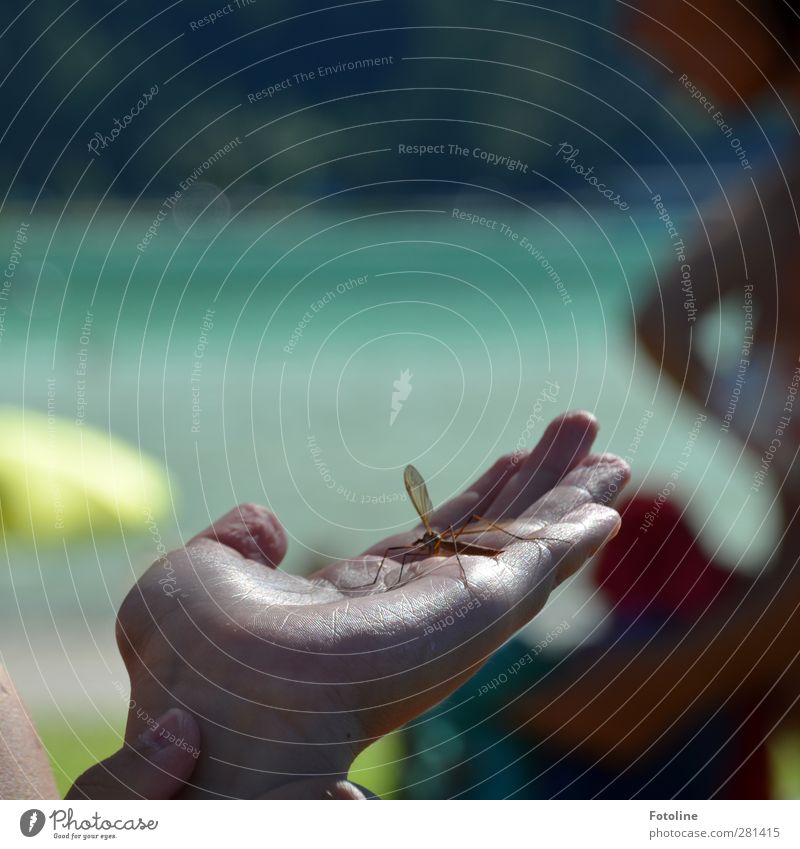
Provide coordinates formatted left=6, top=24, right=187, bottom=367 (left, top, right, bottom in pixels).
left=0, top=204, right=776, bottom=717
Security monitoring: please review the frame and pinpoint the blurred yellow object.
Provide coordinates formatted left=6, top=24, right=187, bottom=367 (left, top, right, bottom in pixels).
left=348, top=731, right=405, bottom=799
left=770, top=727, right=800, bottom=800
left=0, top=407, right=170, bottom=539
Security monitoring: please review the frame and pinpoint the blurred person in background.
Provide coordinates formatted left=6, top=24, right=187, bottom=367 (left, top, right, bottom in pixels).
left=403, top=0, right=800, bottom=800
left=635, top=0, right=800, bottom=568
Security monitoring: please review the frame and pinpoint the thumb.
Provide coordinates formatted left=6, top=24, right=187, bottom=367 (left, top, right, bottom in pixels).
left=66, top=708, right=200, bottom=799
left=190, top=503, right=288, bottom=568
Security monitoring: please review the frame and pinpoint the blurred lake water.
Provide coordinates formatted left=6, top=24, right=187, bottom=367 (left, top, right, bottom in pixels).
left=0, top=203, right=777, bottom=787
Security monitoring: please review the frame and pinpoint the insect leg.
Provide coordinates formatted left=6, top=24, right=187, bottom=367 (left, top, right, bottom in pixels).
left=355, top=545, right=413, bottom=589
left=394, top=548, right=415, bottom=588
left=448, top=525, right=470, bottom=588
left=465, top=514, right=565, bottom=546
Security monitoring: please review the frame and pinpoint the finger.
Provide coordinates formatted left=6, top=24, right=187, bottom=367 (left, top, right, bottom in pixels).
left=190, top=503, right=287, bottom=567
left=468, top=503, right=622, bottom=632
left=522, top=501, right=624, bottom=587
left=67, top=708, right=200, bottom=800
left=341, top=451, right=628, bottom=594
left=486, top=410, right=599, bottom=520
left=519, top=452, right=631, bottom=526
left=429, top=452, right=523, bottom=529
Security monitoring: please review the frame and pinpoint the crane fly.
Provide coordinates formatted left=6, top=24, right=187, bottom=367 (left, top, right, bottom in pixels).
left=360, top=464, right=556, bottom=589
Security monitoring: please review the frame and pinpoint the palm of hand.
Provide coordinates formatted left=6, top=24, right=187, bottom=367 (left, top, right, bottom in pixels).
left=116, top=412, right=628, bottom=797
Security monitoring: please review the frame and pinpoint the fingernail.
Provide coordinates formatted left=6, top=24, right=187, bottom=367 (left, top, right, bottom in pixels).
left=136, top=708, right=185, bottom=754
left=331, top=780, right=367, bottom=800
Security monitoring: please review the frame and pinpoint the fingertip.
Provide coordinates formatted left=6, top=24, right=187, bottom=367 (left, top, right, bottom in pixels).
left=191, top=503, right=288, bottom=567
left=596, top=503, right=623, bottom=536
left=491, top=451, right=529, bottom=481
left=496, top=451, right=525, bottom=471
left=67, top=708, right=201, bottom=800
left=530, top=410, right=598, bottom=464
left=547, top=409, right=599, bottom=440
left=575, top=452, right=632, bottom=505
left=580, top=451, right=630, bottom=475
left=491, top=411, right=600, bottom=518
left=565, top=502, right=623, bottom=544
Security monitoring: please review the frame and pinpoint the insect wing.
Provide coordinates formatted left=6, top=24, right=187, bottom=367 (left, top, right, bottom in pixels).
left=403, top=464, right=434, bottom=532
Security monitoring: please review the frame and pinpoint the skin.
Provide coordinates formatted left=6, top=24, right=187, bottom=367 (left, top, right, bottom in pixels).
left=109, top=411, right=629, bottom=798
left=66, top=706, right=371, bottom=799
left=67, top=708, right=201, bottom=799
left=0, top=671, right=366, bottom=801
left=0, top=665, right=58, bottom=799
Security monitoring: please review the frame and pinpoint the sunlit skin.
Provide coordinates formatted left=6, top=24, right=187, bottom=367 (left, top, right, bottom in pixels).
left=112, top=411, right=629, bottom=798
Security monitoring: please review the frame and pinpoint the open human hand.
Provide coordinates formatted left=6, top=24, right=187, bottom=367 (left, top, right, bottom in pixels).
left=116, top=410, right=629, bottom=798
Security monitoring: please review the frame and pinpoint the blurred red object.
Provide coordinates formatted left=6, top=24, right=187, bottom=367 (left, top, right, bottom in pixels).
left=595, top=496, right=742, bottom=621
left=593, top=495, right=768, bottom=799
